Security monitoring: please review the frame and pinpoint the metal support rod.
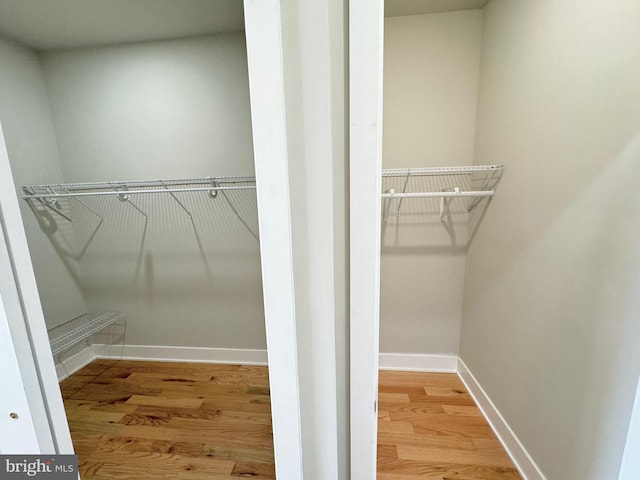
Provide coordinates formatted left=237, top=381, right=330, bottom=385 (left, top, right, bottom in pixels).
left=439, top=188, right=458, bottom=222
left=382, top=189, right=394, bottom=222
left=209, top=179, right=219, bottom=198
left=64, top=189, right=104, bottom=223
left=163, top=184, right=194, bottom=220
left=395, top=173, right=411, bottom=217
left=219, top=190, right=260, bottom=242
left=466, top=168, right=500, bottom=214
left=62, top=189, right=105, bottom=258
left=33, top=198, right=74, bottom=222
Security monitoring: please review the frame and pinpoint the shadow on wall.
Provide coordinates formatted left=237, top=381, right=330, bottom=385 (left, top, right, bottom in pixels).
left=24, top=186, right=259, bottom=287
left=26, top=199, right=84, bottom=289
left=23, top=184, right=266, bottom=348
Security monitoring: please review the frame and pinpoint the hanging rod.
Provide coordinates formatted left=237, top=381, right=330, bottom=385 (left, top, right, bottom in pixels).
left=381, top=190, right=495, bottom=199
left=22, top=176, right=256, bottom=200
left=381, top=164, right=503, bottom=223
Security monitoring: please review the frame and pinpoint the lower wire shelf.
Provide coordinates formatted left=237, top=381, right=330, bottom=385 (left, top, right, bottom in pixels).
left=48, top=311, right=126, bottom=356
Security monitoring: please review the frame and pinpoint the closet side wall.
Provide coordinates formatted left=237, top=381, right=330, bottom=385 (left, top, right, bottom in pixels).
left=39, top=34, right=266, bottom=349
left=460, top=1, right=640, bottom=478
left=380, top=10, right=483, bottom=354
left=0, top=35, right=87, bottom=328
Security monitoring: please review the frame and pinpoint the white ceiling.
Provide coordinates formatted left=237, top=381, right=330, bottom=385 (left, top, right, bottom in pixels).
left=385, top=0, right=489, bottom=17
left=0, top=0, right=244, bottom=51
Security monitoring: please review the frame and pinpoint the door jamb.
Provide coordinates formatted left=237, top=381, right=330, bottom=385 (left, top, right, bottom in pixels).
left=349, top=0, right=385, bottom=478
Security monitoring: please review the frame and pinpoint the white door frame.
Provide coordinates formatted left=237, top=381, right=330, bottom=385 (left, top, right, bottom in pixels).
left=0, top=291, right=40, bottom=453
left=0, top=121, right=73, bottom=453
left=243, top=1, right=304, bottom=478
left=349, top=0, right=385, bottom=478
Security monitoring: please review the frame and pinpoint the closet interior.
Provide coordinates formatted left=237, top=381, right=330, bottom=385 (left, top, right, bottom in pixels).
left=376, top=0, right=640, bottom=478
left=0, top=1, right=273, bottom=478
left=376, top=2, right=517, bottom=478
left=380, top=4, right=493, bottom=356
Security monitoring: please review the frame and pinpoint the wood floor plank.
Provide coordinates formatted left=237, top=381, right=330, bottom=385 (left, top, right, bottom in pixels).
left=390, top=411, right=492, bottom=425
left=378, top=370, right=522, bottom=479
left=397, top=444, right=514, bottom=468
left=63, top=361, right=520, bottom=479
left=379, top=392, right=412, bottom=403
left=378, top=420, right=416, bottom=434
left=230, top=461, right=276, bottom=478
left=378, top=432, right=476, bottom=451
left=125, top=394, right=204, bottom=409
left=61, top=360, right=275, bottom=480
left=441, top=405, right=483, bottom=416
left=201, top=444, right=275, bottom=465
left=423, top=385, right=470, bottom=397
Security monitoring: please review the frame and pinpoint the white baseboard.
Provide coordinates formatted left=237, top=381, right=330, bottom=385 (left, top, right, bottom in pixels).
left=56, top=344, right=268, bottom=383
left=378, top=352, right=458, bottom=372
left=56, top=346, right=97, bottom=381
left=93, top=344, right=269, bottom=366
left=457, top=358, right=547, bottom=480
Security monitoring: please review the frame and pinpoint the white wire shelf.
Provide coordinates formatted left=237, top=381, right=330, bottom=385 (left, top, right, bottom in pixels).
left=381, top=164, right=503, bottom=222
left=22, top=176, right=256, bottom=200
left=48, top=312, right=126, bottom=356
left=382, top=164, right=502, bottom=177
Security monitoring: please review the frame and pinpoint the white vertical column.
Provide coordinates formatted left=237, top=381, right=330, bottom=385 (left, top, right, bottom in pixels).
left=349, top=0, right=385, bottom=478
left=281, top=0, right=346, bottom=478
left=245, top=0, right=348, bottom=477
left=243, top=1, right=304, bottom=479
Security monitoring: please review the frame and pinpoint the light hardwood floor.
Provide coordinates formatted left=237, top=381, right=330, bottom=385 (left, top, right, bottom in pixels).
left=61, top=361, right=520, bottom=479
left=377, top=370, right=522, bottom=480
left=60, top=359, right=275, bottom=479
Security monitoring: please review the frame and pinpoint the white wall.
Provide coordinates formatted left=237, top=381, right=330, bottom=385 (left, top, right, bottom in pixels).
left=381, top=10, right=483, bottom=354
left=461, top=1, right=640, bottom=478
left=0, top=35, right=87, bottom=329
left=39, top=34, right=266, bottom=349
left=40, top=34, right=255, bottom=181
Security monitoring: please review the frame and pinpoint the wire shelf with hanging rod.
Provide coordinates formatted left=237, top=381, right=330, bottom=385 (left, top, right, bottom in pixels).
left=21, top=175, right=258, bottom=236
left=381, top=165, right=503, bottom=223
left=22, top=176, right=256, bottom=201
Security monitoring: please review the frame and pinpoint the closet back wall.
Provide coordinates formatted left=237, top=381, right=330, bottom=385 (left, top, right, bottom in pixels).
left=381, top=10, right=483, bottom=354
left=39, top=33, right=266, bottom=350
